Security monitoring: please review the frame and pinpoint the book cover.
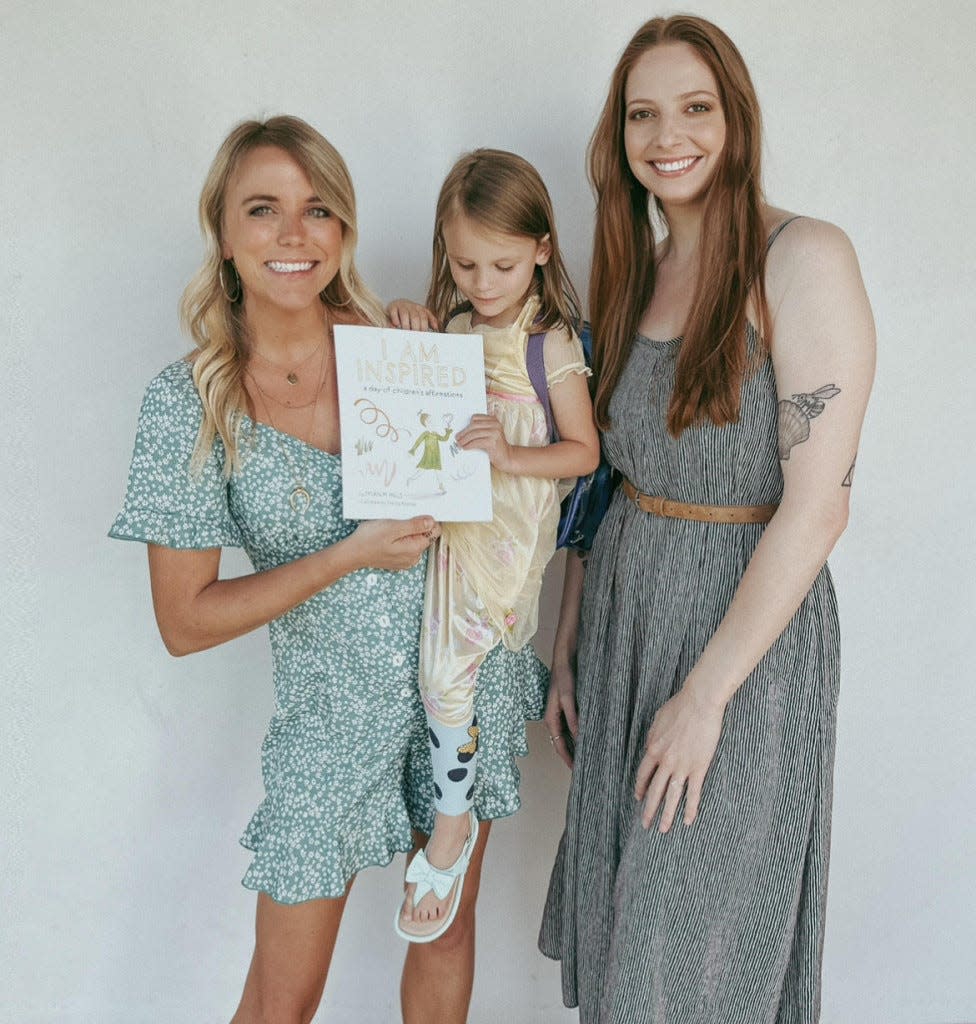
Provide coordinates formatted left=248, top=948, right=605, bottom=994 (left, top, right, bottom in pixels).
left=333, top=325, right=493, bottom=521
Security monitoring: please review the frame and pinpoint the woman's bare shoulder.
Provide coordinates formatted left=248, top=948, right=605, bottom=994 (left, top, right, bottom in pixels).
left=766, top=209, right=854, bottom=261
left=764, top=210, right=860, bottom=304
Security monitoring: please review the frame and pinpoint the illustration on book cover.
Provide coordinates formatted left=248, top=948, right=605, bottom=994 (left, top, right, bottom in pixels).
left=333, top=325, right=493, bottom=521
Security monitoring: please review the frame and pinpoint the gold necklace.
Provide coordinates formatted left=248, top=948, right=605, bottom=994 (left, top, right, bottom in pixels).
left=247, top=341, right=329, bottom=514
left=250, top=383, right=322, bottom=411
left=250, top=339, right=324, bottom=386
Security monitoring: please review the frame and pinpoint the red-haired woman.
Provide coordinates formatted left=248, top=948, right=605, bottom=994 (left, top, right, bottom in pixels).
left=540, top=16, right=875, bottom=1023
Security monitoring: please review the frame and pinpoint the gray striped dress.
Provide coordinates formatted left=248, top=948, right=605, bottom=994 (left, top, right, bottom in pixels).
left=539, top=322, right=839, bottom=1022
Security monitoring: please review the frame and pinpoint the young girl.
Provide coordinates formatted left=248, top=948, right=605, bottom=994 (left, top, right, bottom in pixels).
left=389, top=149, right=600, bottom=942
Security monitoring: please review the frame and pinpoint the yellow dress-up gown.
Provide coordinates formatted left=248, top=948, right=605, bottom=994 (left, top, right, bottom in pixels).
left=419, top=296, right=589, bottom=756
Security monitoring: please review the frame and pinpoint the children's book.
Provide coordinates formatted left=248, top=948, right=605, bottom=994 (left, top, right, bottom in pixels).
left=333, top=325, right=493, bottom=521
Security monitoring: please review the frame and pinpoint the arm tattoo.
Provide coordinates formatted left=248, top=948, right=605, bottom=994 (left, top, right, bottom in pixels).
left=777, top=384, right=841, bottom=460
left=842, top=457, right=856, bottom=487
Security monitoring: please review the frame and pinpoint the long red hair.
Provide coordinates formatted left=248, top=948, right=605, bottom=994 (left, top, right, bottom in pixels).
left=589, top=15, right=768, bottom=435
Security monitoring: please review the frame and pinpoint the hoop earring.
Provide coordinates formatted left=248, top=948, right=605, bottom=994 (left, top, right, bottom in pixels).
left=219, top=260, right=242, bottom=303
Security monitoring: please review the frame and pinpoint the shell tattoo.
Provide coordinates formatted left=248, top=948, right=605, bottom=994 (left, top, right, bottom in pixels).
left=777, top=384, right=841, bottom=460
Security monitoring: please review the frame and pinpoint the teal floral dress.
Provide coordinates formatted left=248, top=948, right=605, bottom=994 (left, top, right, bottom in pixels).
left=110, top=360, right=548, bottom=904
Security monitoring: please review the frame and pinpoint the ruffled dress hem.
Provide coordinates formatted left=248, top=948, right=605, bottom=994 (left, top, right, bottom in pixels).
left=238, top=722, right=540, bottom=904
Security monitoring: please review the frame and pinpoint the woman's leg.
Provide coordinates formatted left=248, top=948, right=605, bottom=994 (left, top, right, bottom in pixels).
left=400, top=821, right=492, bottom=1024
left=231, top=884, right=351, bottom=1024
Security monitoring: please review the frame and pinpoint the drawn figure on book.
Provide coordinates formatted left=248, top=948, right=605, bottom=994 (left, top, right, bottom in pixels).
left=407, top=413, right=453, bottom=494
left=388, top=148, right=600, bottom=943
left=349, top=387, right=481, bottom=506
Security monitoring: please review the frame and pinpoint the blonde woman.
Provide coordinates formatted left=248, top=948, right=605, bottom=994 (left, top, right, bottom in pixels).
left=110, top=116, right=547, bottom=1023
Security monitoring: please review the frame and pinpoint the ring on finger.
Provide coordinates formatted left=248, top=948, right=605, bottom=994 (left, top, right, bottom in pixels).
left=548, top=733, right=563, bottom=745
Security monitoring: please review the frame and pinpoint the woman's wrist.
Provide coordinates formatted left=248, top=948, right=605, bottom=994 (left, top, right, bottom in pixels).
left=316, top=533, right=363, bottom=580
left=550, top=644, right=577, bottom=674
left=681, top=667, right=732, bottom=715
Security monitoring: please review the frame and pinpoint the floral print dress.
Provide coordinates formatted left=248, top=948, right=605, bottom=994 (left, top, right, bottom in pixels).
left=110, top=358, right=548, bottom=903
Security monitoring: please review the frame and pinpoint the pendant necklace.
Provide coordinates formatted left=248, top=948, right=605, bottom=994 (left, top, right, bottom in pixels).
left=250, top=339, right=323, bottom=387
left=247, top=336, right=330, bottom=515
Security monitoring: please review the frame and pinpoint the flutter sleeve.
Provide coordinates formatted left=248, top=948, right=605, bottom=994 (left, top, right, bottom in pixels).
left=543, top=325, right=591, bottom=388
left=108, top=360, right=243, bottom=549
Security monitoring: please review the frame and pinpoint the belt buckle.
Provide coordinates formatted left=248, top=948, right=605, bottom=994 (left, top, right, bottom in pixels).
left=632, top=488, right=665, bottom=516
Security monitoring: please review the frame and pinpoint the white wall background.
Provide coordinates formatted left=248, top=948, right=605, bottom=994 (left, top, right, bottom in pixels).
left=1, top=1, right=973, bottom=1021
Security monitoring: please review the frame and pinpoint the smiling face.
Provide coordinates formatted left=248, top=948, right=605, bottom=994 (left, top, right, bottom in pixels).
left=623, top=42, right=727, bottom=210
left=220, top=145, right=343, bottom=320
left=441, top=212, right=551, bottom=328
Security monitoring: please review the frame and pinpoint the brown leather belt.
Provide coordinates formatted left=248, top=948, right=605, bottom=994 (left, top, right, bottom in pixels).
left=622, top=478, right=777, bottom=524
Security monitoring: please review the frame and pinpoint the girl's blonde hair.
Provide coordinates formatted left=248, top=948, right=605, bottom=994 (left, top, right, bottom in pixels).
left=180, top=114, right=385, bottom=474
left=588, top=15, right=768, bottom=435
left=426, top=149, right=580, bottom=332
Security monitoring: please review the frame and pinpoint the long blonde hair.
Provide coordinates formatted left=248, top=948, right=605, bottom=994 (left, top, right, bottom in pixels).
left=181, top=115, right=385, bottom=474
left=426, top=149, right=580, bottom=332
left=588, top=16, right=768, bottom=435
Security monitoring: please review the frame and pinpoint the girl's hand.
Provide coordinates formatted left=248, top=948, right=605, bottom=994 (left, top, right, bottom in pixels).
left=348, top=517, right=439, bottom=571
left=634, top=684, right=725, bottom=832
left=387, top=300, right=440, bottom=332
left=544, top=660, right=579, bottom=769
left=455, top=414, right=514, bottom=471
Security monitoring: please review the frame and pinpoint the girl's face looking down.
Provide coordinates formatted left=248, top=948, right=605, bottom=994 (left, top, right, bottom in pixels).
left=624, top=42, right=727, bottom=209
left=442, top=212, right=551, bottom=329
left=221, top=145, right=344, bottom=319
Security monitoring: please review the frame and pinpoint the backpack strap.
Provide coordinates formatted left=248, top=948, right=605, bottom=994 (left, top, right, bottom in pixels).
left=526, top=330, right=556, bottom=441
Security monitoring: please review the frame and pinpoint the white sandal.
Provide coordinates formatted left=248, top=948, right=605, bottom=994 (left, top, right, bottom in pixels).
left=393, top=809, right=479, bottom=943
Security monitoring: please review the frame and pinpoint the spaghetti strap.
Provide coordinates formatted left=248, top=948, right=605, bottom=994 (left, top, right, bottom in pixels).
left=766, top=215, right=802, bottom=252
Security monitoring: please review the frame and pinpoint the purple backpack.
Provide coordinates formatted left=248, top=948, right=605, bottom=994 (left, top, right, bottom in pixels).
left=525, top=326, right=617, bottom=551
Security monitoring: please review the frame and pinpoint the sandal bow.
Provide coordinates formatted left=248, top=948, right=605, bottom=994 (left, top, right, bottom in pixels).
left=404, top=846, right=469, bottom=903
left=394, top=809, right=480, bottom=943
